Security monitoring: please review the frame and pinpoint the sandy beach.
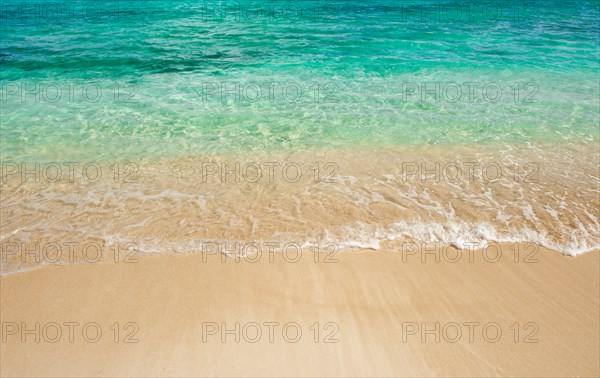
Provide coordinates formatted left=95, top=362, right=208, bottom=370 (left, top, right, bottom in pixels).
left=2, top=0, right=599, bottom=376
left=1, top=245, right=598, bottom=377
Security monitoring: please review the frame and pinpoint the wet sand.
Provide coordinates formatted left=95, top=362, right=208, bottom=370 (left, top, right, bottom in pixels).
left=2, top=144, right=599, bottom=278
left=1, top=245, right=598, bottom=377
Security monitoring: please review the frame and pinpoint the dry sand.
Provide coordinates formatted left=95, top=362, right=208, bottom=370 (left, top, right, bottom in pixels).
left=1, top=245, right=598, bottom=377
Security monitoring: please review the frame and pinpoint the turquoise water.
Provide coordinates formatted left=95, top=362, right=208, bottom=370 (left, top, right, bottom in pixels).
left=1, top=0, right=599, bottom=160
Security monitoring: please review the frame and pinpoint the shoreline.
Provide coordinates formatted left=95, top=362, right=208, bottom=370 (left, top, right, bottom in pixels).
left=3, top=138, right=598, bottom=163
left=2, top=144, right=599, bottom=275
left=1, top=245, right=598, bottom=377
left=2, top=240, right=599, bottom=278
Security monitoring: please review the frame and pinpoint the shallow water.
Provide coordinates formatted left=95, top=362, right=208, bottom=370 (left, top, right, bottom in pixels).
left=1, top=0, right=598, bottom=159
